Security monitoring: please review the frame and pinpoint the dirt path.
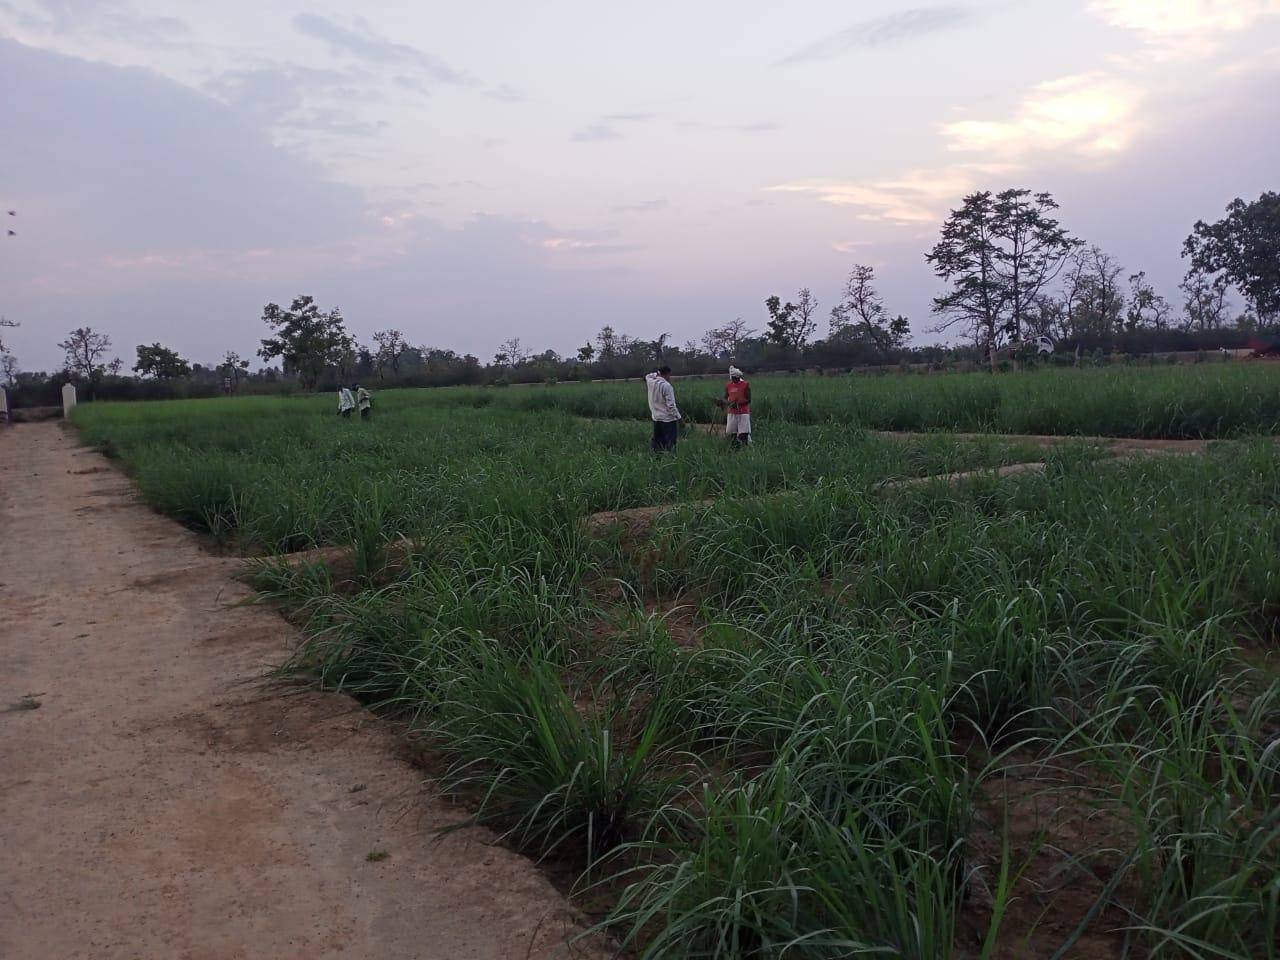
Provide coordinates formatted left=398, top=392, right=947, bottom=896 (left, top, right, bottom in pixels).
left=0, top=423, right=599, bottom=960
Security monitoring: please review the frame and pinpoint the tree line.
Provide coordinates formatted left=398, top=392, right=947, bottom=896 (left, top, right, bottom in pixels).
left=2, top=188, right=1275, bottom=401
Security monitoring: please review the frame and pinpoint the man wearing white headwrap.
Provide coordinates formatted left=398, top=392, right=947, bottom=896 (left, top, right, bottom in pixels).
left=724, top=366, right=751, bottom=446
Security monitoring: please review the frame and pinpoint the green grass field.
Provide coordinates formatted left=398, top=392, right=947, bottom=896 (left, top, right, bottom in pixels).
left=435, top=362, right=1280, bottom=438
left=72, top=370, right=1280, bottom=959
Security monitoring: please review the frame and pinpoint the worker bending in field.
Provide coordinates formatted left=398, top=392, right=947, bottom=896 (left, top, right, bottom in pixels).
left=646, top=365, right=682, bottom=452
left=725, top=366, right=751, bottom=446
left=337, top=385, right=355, bottom=418
left=355, top=384, right=373, bottom=420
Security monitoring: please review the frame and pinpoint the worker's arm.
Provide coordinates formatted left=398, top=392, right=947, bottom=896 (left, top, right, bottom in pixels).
left=662, top=381, right=681, bottom=419
left=744, top=385, right=751, bottom=404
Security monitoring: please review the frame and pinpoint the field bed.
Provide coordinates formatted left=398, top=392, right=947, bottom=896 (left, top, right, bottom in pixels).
left=72, top=389, right=1280, bottom=959
left=431, top=363, right=1280, bottom=439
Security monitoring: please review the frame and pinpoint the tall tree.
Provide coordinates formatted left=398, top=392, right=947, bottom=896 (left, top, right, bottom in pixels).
left=829, top=264, right=911, bottom=357
left=928, top=189, right=1078, bottom=361
left=1, top=352, right=18, bottom=386
left=1124, top=271, right=1171, bottom=331
left=576, top=342, right=595, bottom=363
left=1062, top=246, right=1125, bottom=339
left=1179, top=267, right=1232, bottom=332
left=371, top=329, right=408, bottom=379
left=595, top=325, right=618, bottom=360
left=649, top=332, right=671, bottom=362
left=792, top=288, right=820, bottom=350
left=765, top=290, right=817, bottom=352
left=134, top=342, right=191, bottom=380
left=494, top=336, right=529, bottom=368
left=701, top=318, right=754, bottom=359
left=59, top=326, right=112, bottom=381
left=220, top=351, right=251, bottom=387
left=1183, top=191, right=1280, bottom=325
left=257, top=295, right=349, bottom=391
left=0, top=316, right=15, bottom=355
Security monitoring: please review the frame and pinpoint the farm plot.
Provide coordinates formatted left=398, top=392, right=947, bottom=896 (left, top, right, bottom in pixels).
left=429, top=363, right=1280, bottom=439
left=73, top=391, right=1280, bottom=959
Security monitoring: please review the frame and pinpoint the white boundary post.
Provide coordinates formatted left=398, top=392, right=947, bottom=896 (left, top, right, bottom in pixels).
left=62, top=383, right=77, bottom=417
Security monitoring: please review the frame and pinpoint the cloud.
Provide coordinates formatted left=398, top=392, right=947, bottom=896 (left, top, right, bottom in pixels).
left=941, top=73, right=1141, bottom=159
left=677, top=119, right=781, bottom=134
left=571, top=111, right=655, bottom=142
left=766, top=166, right=1001, bottom=224
left=571, top=122, right=622, bottom=142
left=777, top=6, right=976, bottom=66
left=611, top=198, right=668, bottom=214
left=768, top=171, right=967, bottom=225
left=12, top=1, right=191, bottom=43
left=1090, top=0, right=1278, bottom=35
left=485, top=83, right=523, bottom=102
left=205, top=65, right=356, bottom=125
left=0, top=36, right=368, bottom=363
left=832, top=240, right=873, bottom=254
left=293, top=13, right=471, bottom=85
left=1088, top=0, right=1280, bottom=57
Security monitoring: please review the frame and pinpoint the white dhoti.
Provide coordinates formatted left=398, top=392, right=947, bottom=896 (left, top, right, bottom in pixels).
left=726, top=412, right=751, bottom=437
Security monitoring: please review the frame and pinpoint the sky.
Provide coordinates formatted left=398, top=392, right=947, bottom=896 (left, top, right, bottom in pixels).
left=1, top=0, right=1278, bottom=371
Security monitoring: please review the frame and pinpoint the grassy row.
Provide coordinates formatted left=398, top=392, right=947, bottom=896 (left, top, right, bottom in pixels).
left=73, top=396, right=1046, bottom=552
left=73, top=392, right=1280, bottom=957
left=425, top=363, right=1280, bottom=438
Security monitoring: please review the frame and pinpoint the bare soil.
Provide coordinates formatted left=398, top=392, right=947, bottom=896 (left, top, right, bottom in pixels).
left=0, top=423, right=602, bottom=960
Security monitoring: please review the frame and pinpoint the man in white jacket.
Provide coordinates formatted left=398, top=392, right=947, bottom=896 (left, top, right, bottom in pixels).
left=646, top=366, right=682, bottom=452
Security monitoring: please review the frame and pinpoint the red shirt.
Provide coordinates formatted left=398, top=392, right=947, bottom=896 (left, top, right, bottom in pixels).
left=725, top=378, right=750, bottom=414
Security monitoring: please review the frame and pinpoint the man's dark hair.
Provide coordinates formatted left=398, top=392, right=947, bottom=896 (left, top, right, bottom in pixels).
left=658, top=365, right=672, bottom=376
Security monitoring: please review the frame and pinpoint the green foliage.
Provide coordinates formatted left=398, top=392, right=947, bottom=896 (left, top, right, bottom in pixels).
left=258, top=294, right=350, bottom=390
left=72, top=383, right=1280, bottom=958
left=133, top=342, right=191, bottom=380
left=1183, top=191, right=1280, bottom=324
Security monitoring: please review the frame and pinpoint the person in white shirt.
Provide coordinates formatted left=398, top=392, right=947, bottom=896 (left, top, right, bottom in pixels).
left=645, top=365, right=682, bottom=451
left=337, top=385, right=355, bottom=418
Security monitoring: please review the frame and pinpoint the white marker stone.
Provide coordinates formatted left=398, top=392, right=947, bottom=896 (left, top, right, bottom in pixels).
left=0, top=386, right=8, bottom=422
left=62, top=383, right=77, bottom=417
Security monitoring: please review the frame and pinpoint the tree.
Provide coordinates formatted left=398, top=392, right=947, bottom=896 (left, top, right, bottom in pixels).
left=107, top=357, right=124, bottom=376
left=649, top=332, right=671, bottom=362
left=1124, top=272, right=1171, bottom=331
left=371, top=329, right=408, bottom=379
left=59, top=327, right=112, bottom=381
left=927, top=189, right=1078, bottom=361
left=595, top=325, right=618, bottom=360
left=1062, top=246, right=1125, bottom=339
left=134, top=342, right=191, bottom=380
left=792, top=288, right=820, bottom=351
left=494, top=336, right=529, bottom=368
left=0, top=316, right=15, bottom=356
left=765, top=290, right=817, bottom=352
left=1, top=352, right=18, bottom=386
left=701, top=318, right=754, bottom=359
left=576, top=342, right=595, bottom=363
left=334, top=336, right=359, bottom=384
left=220, top=351, right=251, bottom=387
left=1179, top=267, right=1232, bottom=332
left=1183, top=191, right=1280, bottom=326
left=829, top=264, right=911, bottom=357
left=258, top=295, right=349, bottom=391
